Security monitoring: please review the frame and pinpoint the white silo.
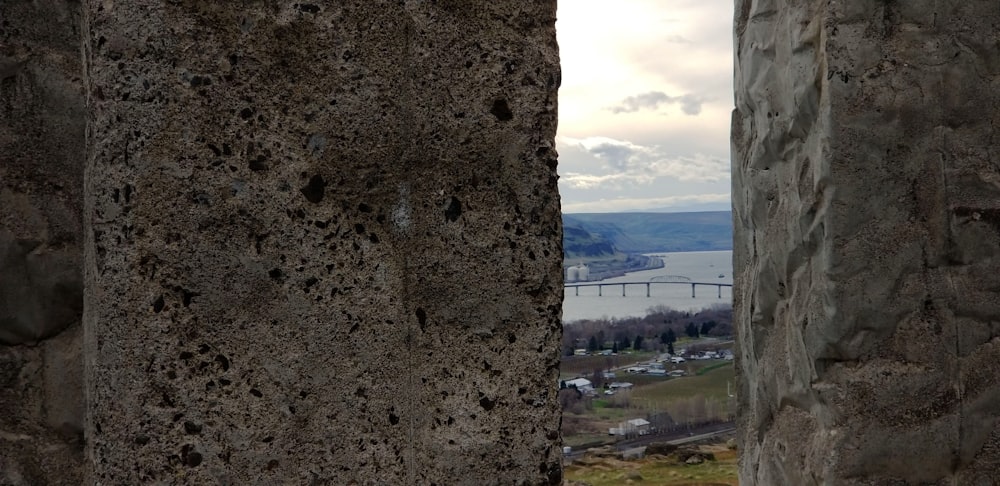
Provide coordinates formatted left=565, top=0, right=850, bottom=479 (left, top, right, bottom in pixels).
left=576, top=264, right=590, bottom=282
left=566, top=266, right=579, bottom=283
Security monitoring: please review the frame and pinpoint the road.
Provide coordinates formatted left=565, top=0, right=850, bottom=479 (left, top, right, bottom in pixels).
left=564, top=421, right=735, bottom=460
left=614, top=421, right=735, bottom=450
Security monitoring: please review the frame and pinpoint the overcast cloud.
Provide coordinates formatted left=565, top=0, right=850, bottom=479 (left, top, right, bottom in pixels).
left=556, top=0, right=733, bottom=213
left=559, top=135, right=728, bottom=194
left=608, top=91, right=705, bottom=115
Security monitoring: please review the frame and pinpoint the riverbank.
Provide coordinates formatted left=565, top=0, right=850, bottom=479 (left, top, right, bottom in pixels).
left=566, top=254, right=664, bottom=282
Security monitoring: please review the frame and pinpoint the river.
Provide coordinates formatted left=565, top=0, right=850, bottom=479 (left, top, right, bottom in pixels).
left=562, top=250, right=733, bottom=322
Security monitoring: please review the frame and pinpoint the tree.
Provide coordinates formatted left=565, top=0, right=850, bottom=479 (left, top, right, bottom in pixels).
left=667, top=341, right=675, bottom=355
left=612, top=341, right=619, bottom=353
left=633, top=335, right=644, bottom=351
left=590, top=368, right=605, bottom=389
left=685, top=322, right=699, bottom=338
left=588, top=335, right=599, bottom=352
left=701, top=320, right=717, bottom=336
left=661, top=329, right=677, bottom=345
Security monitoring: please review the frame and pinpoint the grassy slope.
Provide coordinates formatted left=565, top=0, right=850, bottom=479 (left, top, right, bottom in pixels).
left=565, top=446, right=738, bottom=486
left=633, top=363, right=735, bottom=406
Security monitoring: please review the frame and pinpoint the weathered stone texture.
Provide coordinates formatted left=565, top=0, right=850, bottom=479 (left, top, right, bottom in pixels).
left=0, top=0, right=85, bottom=345
left=734, top=1, right=1000, bottom=484
left=1, top=0, right=86, bottom=484
left=83, top=1, right=562, bottom=484
left=0, top=326, right=84, bottom=485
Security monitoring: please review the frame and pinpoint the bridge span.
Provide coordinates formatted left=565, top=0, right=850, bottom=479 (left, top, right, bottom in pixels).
left=564, top=281, right=733, bottom=298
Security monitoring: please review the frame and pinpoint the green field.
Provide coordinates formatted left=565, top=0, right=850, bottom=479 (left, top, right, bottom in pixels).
left=560, top=360, right=736, bottom=443
left=633, top=362, right=735, bottom=406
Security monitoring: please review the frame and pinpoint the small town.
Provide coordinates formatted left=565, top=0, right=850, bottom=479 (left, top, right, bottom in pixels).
left=558, top=305, right=738, bottom=484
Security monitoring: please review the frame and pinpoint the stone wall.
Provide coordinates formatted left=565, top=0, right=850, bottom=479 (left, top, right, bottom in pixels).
left=82, top=1, right=562, bottom=484
left=734, top=1, right=1000, bottom=484
left=0, top=0, right=86, bottom=483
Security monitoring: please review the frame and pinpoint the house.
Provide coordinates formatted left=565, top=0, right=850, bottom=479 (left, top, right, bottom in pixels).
left=565, top=378, right=595, bottom=395
left=608, top=382, right=633, bottom=391
left=625, top=418, right=651, bottom=435
left=611, top=419, right=653, bottom=436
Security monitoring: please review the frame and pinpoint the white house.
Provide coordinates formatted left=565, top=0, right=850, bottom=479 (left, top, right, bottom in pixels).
left=610, top=418, right=652, bottom=436
left=625, top=418, right=651, bottom=435
left=565, top=378, right=595, bottom=395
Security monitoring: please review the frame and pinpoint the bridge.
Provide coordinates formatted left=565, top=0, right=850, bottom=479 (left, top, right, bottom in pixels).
left=564, top=281, right=733, bottom=298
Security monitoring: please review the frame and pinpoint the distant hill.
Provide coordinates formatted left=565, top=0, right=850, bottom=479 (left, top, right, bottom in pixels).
left=563, top=211, right=732, bottom=255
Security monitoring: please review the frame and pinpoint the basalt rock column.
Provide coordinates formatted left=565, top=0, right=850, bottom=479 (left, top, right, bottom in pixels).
left=1, top=0, right=86, bottom=483
left=734, top=1, right=1000, bottom=484
left=83, top=2, right=562, bottom=484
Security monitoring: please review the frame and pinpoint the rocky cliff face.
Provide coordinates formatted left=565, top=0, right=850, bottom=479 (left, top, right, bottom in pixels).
left=734, top=1, right=1000, bottom=484
left=0, top=0, right=86, bottom=483
left=2, top=1, right=563, bottom=484
left=82, top=1, right=562, bottom=484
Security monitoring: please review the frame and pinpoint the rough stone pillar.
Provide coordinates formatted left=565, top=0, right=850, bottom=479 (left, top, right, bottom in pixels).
left=1, top=0, right=86, bottom=483
left=82, top=2, right=562, bottom=484
left=734, top=1, right=1000, bottom=484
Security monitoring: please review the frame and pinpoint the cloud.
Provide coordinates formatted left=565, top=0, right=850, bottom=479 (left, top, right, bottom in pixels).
left=577, top=137, right=650, bottom=172
left=664, top=34, right=694, bottom=44
left=561, top=193, right=731, bottom=213
left=558, top=136, right=729, bottom=190
left=609, top=91, right=706, bottom=115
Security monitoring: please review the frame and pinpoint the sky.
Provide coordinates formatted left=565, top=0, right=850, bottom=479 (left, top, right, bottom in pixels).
left=555, top=0, right=734, bottom=213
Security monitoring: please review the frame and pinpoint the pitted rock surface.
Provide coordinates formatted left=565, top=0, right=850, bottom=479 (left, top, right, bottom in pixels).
left=734, top=1, right=1000, bottom=484
left=0, top=0, right=85, bottom=345
left=83, top=1, right=562, bottom=484
left=1, top=0, right=86, bottom=483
